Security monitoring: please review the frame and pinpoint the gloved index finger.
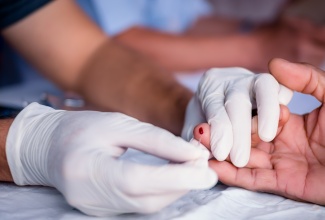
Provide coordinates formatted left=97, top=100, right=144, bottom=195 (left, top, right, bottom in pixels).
left=254, top=74, right=280, bottom=142
left=122, top=121, right=209, bottom=162
left=225, top=90, right=252, bottom=168
left=117, top=161, right=217, bottom=196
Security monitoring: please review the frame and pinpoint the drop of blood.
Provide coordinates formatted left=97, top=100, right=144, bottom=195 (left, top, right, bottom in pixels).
left=199, top=127, right=204, bottom=135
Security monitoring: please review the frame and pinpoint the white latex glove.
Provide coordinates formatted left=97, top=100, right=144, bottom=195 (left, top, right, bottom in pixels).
left=6, top=103, right=217, bottom=217
left=182, top=67, right=293, bottom=167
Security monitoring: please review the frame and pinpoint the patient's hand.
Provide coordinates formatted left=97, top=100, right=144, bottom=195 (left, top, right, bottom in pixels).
left=193, top=105, right=325, bottom=206
left=251, top=18, right=325, bottom=71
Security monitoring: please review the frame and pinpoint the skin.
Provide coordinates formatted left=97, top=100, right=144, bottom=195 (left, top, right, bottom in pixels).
left=193, top=58, right=325, bottom=206
left=194, top=105, right=290, bottom=169
left=0, top=119, right=13, bottom=181
left=0, top=0, right=191, bottom=181
left=114, top=16, right=325, bottom=72
left=1, top=0, right=191, bottom=134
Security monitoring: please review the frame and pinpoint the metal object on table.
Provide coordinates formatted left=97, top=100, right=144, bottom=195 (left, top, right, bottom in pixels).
left=39, top=92, right=86, bottom=110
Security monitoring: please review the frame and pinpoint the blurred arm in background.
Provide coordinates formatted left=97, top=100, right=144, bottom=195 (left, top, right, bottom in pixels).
left=86, top=0, right=325, bottom=72
left=2, top=0, right=192, bottom=134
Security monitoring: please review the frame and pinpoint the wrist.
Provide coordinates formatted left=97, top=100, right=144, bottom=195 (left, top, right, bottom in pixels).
left=6, top=103, right=64, bottom=186
left=0, top=118, right=14, bottom=182
left=76, top=39, right=193, bottom=134
left=162, top=85, right=192, bottom=135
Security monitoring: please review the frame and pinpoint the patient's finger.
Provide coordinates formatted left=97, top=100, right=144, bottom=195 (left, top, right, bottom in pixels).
left=269, top=58, right=325, bottom=102
left=193, top=124, right=272, bottom=169
left=193, top=123, right=211, bottom=150
left=209, top=146, right=272, bottom=170
left=208, top=160, right=277, bottom=192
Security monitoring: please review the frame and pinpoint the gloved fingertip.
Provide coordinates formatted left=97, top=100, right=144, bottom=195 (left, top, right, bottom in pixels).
left=212, top=147, right=228, bottom=161
left=206, top=169, right=218, bottom=187
left=209, top=121, right=233, bottom=161
left=189, top=138, right=199, bottom=145
left=278, top=85, right=294, bottom=105
left=259, top=133, right=275, bottom=142
left=187, top=158, right=209, bottom=168
left=232, top=157, right=249, bottom=168
left=189, top=138, right=212, bottom=159
left=258, top=121, right=277, bottom=142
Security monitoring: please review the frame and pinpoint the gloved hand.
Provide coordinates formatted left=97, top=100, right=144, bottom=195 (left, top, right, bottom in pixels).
left=182, top=67, right=293, bottom=167
left=6, top=103, right=217, bottom=217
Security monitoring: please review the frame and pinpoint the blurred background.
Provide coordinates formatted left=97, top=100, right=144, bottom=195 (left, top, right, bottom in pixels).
left=1, top=0, right=324, bottom=113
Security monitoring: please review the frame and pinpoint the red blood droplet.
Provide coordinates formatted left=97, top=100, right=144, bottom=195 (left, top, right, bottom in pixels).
left=199, top=127, right=204, bottom=135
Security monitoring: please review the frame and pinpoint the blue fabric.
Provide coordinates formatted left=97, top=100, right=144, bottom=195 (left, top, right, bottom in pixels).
left=78, top=0, right=212, bottom=35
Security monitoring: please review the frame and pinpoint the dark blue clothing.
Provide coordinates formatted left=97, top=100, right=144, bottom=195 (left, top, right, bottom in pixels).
left=0, top=0, right=52, bottom=30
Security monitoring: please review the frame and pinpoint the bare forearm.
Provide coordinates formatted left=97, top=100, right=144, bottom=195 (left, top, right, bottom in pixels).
left=115, top=27, right=260, bottom=72
left=76, top=39, right=192, bottom=135
left=1, top=0, right=193, bottom=135
left=2, top=0, right=107, bottom=90
left=0, top=119, right=14, bottom=182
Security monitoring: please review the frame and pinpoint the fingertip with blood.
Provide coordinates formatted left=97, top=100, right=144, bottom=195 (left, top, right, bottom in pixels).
left=193, top=123, right=211, bottom=150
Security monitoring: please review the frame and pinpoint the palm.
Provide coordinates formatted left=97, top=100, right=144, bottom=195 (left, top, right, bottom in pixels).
left=257, top=107, right=325, bottom=204
left=211, top=107, right=325, bottom=205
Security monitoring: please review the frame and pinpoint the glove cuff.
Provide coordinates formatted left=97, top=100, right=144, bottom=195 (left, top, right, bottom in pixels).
left=6, top=102, right=64, bottom=186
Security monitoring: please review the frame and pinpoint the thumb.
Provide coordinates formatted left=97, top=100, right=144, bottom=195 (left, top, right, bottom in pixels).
left=269, top=58, right=325, bottom=102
